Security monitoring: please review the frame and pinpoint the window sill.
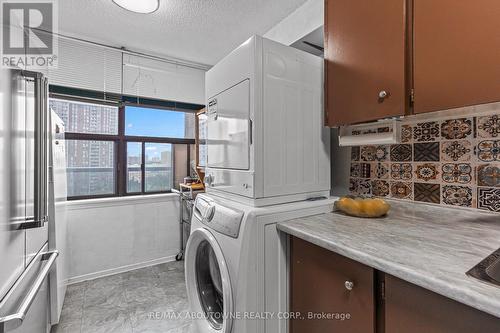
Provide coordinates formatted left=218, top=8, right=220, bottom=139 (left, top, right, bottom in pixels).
left=65, top=193, right=179, bottom=211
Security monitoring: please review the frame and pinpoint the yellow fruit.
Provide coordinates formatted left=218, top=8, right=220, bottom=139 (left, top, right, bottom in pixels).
left=335, top=197, right=390, bottom=218
left=335, top=197, right=358, bottom=216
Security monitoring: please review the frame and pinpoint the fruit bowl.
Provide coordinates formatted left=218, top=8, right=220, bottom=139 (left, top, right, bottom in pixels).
left=334, top=196, right=390, bottom=218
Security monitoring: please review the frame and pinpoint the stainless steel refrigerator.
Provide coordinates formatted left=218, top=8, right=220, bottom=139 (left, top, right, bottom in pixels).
left=0, top=68, right=58, bottom=333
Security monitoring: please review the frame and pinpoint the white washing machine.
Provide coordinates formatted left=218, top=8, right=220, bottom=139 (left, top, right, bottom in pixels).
left=185, top=193, right=337, bottom=333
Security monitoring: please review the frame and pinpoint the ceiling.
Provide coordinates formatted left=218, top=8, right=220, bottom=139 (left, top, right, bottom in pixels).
left=58, top=0, right=309, bottom=66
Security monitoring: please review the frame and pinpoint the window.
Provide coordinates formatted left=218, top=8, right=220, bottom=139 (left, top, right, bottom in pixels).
left=50, top=97, right=197, bottom=199
left=145, top=143, right=172, bottom=192
left=66, top=140, right=115, bottom=197
left=125, top=106, right=195, bottom=138
left=49, top=99, right=118, bottom=135
left=126, top=142, right=142, bottom=193
left=126, top=142, right=174, bottom=193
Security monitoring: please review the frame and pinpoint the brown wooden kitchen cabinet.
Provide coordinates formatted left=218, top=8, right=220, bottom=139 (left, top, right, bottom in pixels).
left=324, top=0, right=500, bottom=125
left=290, top=237, right=376, bottom=333
left=324, top=0, right=410, bottom=126
left=384, top=274, right=500, bottom=333
left=413, top=0, right=500, bottom=114
left=289, top=237, right=500, bottom=333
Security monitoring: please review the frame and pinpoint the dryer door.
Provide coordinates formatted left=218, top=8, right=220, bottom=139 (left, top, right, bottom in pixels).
left=207, top=79, right=250, bottom=170
left=185, top=228, right=233, bottom=333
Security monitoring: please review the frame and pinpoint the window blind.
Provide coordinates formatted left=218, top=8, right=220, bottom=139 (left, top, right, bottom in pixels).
left=46, top=36, right=122, bottom=94
left=122, top=54, right=205, bottom=105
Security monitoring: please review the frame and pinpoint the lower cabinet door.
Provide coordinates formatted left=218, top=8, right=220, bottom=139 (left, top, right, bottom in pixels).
left=290, top=237, right=375, bottom=333
left=385, top=275, right=500, bottom=333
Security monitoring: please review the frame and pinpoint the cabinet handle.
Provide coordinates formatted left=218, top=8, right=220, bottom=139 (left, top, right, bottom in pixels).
left=378, top=90, right=388, bottom=99
left=345, top=280, right=354, bottom=291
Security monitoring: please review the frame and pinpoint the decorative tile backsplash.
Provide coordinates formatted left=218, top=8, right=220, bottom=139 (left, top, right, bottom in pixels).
left=349, top=112, right=500, bottom=213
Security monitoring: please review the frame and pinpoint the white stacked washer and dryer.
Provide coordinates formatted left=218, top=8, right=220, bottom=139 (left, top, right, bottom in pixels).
left=185, top=35, right=334, bottom=333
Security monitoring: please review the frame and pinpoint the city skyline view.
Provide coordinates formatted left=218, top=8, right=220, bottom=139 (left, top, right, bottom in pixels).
left=50, top=99, right=191, bottom=197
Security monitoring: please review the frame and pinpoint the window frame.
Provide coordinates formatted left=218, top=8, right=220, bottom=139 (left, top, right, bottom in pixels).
left=50, top=93, right=197, bottom=200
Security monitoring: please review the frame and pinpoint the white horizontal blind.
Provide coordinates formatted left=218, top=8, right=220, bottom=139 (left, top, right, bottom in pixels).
left=122, top=54, right=205, bottom=105
left=47, top=36, right=122, bottom=94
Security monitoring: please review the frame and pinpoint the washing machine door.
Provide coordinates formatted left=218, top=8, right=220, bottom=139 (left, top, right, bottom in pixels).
left=185, top=228, right=233, bottom=333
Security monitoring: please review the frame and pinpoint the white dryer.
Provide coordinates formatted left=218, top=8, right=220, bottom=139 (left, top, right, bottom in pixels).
left=204, top=35, right=330, bottom=207
left=185, top=193, right=336, bottom=333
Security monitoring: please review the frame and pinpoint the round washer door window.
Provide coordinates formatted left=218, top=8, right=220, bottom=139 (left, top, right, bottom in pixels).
left=185, top=228, right=233, bottom=332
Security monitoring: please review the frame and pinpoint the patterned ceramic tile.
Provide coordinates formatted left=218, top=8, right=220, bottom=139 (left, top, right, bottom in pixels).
left=390, top=144, right=412, bottom=162
left=390, top=163, right=413, bottom=180
left=414, top=183, right=440, bottom=203
left=361, top=146, right=377, bottom=161
left=442, top=185, right=473, bottom=207
left=477, top=114, right=500, bottom=138
left=348, top=111, right=500, bottom=213
left=361, top=146, right=388, bottom=161
left=477, top=164, right=500, bottom=187
left=441, top=118, right=473, bottom=139
left=413, top=122, right=440, bottom=142
left=441, top=140, right=472, bottom=162
left=442, top=163, right=473, bottom=184
left=372, top=162, right=390, bottom=179
left=414, top=142, right=440, bottom=161
left=414, top=163, right=440, bottom=182
left=350, top=178, right=371, bottom=195
left=360, top=163, right=371, bottom=178
left=477, top=187, right=500, bottom=212
left=372, top=180, right=390, bottom=197
left=374, top=146, right=389, bottom=161
left=349, top=178, right=357, bottom=192
left=401, top=125, right=412, bottom=143
left=476, top=140, right=500, bottom=162
left=390, top=181, right=413, bottom=200
left=351, top=147, right=360, bottom=162
left=350, top=163, right=361, bottom=178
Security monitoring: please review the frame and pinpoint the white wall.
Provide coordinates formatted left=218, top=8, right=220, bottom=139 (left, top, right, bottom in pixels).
left=65, top=194, right=181, bottom=284
left=264, top=0, right=323, bottom=46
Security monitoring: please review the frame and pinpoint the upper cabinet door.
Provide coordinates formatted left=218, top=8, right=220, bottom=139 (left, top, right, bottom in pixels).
left=413, top=0, right=500, bottom=114
left=324, top=0, right=409, bottom=126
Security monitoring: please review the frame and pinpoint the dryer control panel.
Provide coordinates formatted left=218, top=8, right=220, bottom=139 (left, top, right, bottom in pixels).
left=193, top=196, right=244, bottom=238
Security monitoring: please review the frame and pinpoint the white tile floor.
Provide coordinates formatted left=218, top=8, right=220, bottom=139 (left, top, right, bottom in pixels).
left=51, top=261, right=197, bottom=333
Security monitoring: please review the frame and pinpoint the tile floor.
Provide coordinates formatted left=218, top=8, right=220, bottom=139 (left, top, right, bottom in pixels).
left=51, top=261, right=197, bottom=333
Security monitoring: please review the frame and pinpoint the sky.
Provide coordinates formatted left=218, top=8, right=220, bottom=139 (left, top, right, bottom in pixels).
left=126, top=106, right=180, bottom=161
left=125, top=106, right=186, bottom=138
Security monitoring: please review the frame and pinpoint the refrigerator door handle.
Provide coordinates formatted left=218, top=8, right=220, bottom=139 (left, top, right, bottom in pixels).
left=19, top=71, right=49, bottom=230
left=0, top=250, right=58, bottom=332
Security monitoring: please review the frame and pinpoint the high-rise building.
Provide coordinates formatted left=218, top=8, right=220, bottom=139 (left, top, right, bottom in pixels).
left=50, top=99, right=118, bottom=196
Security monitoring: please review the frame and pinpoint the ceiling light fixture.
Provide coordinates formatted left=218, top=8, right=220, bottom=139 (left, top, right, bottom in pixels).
left=112, top=0, right=159, bottom=14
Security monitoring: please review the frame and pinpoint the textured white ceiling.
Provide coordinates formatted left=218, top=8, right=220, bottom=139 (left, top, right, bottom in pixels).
left=58, top=0, right=309, bottom=66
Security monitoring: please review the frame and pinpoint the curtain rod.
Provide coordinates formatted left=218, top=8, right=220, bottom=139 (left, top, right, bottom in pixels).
left=37, top=29, right=211, bottom=71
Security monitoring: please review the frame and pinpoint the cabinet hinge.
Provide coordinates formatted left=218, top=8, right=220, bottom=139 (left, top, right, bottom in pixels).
left=410, top=89, right=415, bottom=105
left=380, top=280, right=386, bottom=301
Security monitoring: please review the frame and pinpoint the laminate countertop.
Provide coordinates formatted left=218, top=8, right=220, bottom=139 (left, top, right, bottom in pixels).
left=277, top=200, right=500, bottom=318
